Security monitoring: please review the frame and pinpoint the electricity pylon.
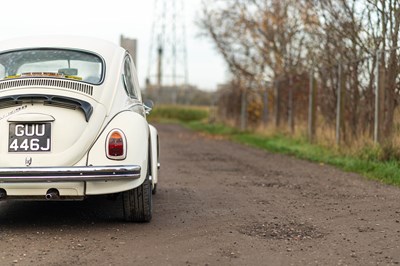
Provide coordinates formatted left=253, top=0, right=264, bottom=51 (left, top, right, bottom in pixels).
left=146, top=0, right=188, bottom=91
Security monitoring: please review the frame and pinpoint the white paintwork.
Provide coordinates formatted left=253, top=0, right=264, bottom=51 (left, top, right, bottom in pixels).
left=0, top=36, right=159, bottom=198
left=86, top=111, right=149, bottom=195
left=149, top=125, right=159, bottom=188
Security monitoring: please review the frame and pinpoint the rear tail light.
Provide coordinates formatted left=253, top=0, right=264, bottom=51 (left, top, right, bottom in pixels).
left=106, top=129, right=127, bottom=160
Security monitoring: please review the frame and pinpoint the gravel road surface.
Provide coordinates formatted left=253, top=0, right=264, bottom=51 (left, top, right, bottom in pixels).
left=0, top=123, right=399, bottom=265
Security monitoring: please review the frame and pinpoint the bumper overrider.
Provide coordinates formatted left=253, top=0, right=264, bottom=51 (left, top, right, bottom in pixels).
left=0, top=165, right=141, bottom=183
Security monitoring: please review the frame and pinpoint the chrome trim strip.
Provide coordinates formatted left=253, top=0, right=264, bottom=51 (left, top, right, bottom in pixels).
left=0, top=165, right=141, bottom=183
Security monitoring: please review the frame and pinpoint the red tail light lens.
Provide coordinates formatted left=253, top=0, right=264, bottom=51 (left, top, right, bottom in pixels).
left=106, top=129, right=127, bottom=160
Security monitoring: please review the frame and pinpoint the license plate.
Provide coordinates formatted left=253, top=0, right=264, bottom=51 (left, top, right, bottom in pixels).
left=9, top=123, right=51, bottom=152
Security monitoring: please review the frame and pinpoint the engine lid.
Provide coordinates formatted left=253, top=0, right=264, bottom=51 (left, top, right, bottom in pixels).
left=0, top=101, right=107, bottom=167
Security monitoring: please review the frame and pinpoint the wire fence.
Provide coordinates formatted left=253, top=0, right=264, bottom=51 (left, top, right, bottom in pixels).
left=217, top=48, right=400, bottom=148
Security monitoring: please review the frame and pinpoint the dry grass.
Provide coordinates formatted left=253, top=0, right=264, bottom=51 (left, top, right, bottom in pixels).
left=253, top=114, right=400, bottom=162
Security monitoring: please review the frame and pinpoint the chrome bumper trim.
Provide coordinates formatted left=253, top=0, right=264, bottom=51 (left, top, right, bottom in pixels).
left=0, top=165, right=141, bottom=183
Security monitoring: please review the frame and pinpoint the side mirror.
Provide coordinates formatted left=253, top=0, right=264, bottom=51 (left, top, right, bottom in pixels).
left=143, top=99, right=154, bottom=115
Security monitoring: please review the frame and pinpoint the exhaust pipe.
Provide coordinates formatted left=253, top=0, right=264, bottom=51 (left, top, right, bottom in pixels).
left=45, top=188, right=60, bottom=200
left=0, top=189, right=7, bottom=200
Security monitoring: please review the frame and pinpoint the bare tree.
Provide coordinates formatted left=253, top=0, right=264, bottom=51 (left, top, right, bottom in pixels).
left=199, top=0, right=310, bottom=127
left=199, top=0, right=400, bottom=147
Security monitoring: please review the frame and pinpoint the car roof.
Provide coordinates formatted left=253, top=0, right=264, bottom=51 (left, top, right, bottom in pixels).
left=0, top=36, right=125, bottom=62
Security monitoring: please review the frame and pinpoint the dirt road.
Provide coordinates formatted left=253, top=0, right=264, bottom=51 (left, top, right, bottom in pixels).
left=0, top=123, right=400, bottom=265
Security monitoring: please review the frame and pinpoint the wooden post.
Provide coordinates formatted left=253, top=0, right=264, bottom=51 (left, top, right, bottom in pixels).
left=336, top=64, right=342, bottom=146
left=374, top=51, right=380, bottom=143
left=374, top=50, right=385, bottom=144
left=308, top=70, right=316, bottom=142
left=274, top=80, right=281, bottom=128
left=379, top=51, right=386, bottom=143
left=263, top=88, right=269, bottom=125
left=240, top=87, right=247, bottom=131
left=288, top=75, right=294, bottom=134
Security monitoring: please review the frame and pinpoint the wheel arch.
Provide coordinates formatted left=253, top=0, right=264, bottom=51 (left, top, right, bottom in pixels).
left=85, top=111, right=150, bottom=195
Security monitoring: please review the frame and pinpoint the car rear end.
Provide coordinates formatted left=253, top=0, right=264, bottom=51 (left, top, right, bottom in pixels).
left=0, top=39, right=147, bottom=201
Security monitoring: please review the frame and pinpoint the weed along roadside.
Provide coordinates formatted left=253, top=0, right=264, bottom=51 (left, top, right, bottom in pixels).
left=148, top=105, right=400, bottom=187
left=148, top=105, right=209, bottom=123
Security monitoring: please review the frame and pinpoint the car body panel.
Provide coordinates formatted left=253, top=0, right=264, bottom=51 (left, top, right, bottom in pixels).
left=86, top=111, right=149, bottom=195
left=0, top=89, right=107, bottom=167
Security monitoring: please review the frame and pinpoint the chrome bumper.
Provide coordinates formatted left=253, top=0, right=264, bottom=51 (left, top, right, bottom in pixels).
left=0, top=165, right=141, bottom=183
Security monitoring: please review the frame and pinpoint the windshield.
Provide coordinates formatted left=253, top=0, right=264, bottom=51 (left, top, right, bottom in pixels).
left=0, top=49, right=104, bottom=84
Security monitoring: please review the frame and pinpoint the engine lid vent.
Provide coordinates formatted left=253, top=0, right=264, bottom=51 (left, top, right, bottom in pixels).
left=0, top=78, right=93, bottom=96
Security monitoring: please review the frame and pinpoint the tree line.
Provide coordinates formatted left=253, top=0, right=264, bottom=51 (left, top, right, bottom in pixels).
left=199, top=0, right=400, bottom=146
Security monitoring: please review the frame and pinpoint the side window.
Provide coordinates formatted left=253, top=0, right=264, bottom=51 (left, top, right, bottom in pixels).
left=123, top=56, right=138, bottom=99
left=0, top=65, right=5, bottom=79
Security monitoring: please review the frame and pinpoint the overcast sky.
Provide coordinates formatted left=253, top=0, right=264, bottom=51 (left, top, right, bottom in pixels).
left=0, top=0, right=227, bottom=91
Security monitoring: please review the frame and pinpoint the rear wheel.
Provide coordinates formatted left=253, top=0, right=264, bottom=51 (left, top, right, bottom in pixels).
left=122, top=172, right=152, bottom=222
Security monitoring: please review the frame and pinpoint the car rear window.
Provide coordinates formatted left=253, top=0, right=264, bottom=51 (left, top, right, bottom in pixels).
left=0, top=49, right=104, bottom=84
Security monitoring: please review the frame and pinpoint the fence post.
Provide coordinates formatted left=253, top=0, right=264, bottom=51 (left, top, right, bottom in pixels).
left=374, top=51, right=379, bottom=143
left=274, top=80, right=281, bottom=128
left=263, top=88, right=269, bottom=125
left=288, top=75, right=294, bottom=134
left=374, top=50, right=385, bottom=144
left=240, top=87, right=247, bottom=131
left=308, top=69, right=315, bottom=142
left=336, top=64, right=342, bottom=146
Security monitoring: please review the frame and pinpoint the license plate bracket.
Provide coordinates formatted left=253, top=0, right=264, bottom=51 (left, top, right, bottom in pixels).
left=9, top=123, right=51, bottom=152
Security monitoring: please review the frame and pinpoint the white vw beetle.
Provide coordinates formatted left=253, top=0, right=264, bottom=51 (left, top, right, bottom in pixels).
left=0, top=36, right=159, bottom=222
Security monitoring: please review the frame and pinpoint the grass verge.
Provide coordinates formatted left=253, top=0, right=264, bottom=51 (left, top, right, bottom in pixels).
left=186, top=121, right=400, bottom=186
left=148, top=105, right=209, bottom=123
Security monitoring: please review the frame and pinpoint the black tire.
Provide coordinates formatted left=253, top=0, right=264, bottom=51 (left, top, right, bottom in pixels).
left=122, top=173, right=152, bottom=222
